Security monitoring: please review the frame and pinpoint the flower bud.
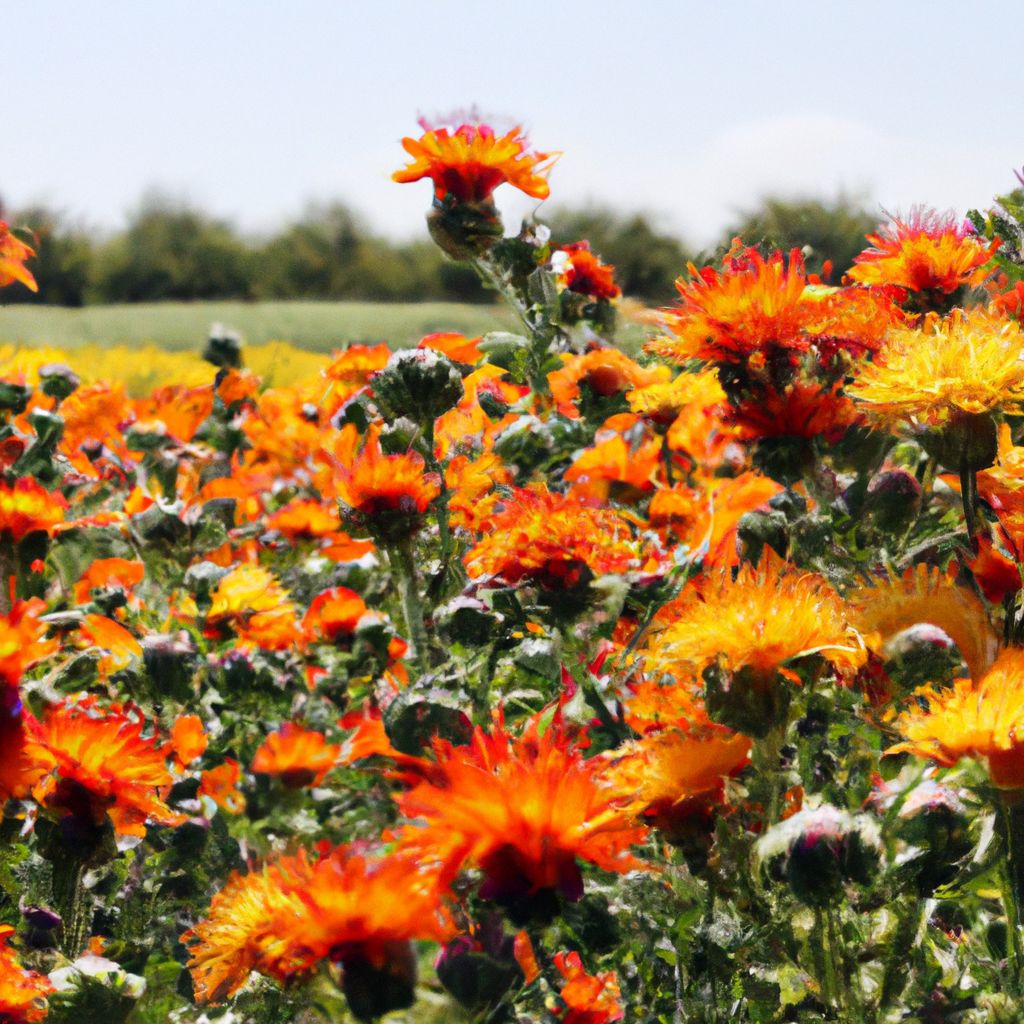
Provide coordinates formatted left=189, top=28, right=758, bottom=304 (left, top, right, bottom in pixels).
left=142, top=631, right=199, bottom=699
left=427, top=197, right=504, bottom=259
left=371, top=348, right=464, bottom=426
left=704, top=660, right=791, bottom=739
left=864, top=469, right=922, bottom=535
left=39, top=363, right=81, bottom=401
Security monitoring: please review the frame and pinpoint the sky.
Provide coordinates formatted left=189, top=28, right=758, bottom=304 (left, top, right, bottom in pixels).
left=6, top=1, right=1022, bottom=247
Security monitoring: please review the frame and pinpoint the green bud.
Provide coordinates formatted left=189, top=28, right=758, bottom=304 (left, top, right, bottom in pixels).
left=371, top=349, right=464, bottom=426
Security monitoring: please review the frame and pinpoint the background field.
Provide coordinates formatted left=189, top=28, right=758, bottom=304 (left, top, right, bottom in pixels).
left=0, top=300, right=516, bottom=353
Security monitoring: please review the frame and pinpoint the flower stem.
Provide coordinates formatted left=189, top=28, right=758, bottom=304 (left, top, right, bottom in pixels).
left=999, top=791, right=1024, bottom=993
left=52, top=853, right=90, bottom=958
left=752, top=723, right=787, bottom=825
left=960, top=457, right=979, bottom=547
left=389, top=537, right=430, bottom=676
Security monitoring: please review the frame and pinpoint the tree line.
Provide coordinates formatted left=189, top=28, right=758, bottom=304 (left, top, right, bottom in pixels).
left=0, top=193, right=879, bottom=307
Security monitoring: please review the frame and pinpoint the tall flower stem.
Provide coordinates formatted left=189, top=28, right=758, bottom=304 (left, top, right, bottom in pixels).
left=388, top=537, right=430, bottom=676
left=52, top=855, right=90, bottom=958
left=751, top=723, right=787, bottom=825
left=999, top=791, right=1024, bottom=993
left=959, top=457, right=980, bottom=546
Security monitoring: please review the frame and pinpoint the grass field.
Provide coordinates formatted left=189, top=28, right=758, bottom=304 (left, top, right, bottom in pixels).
left=0, top=300, right=516, bottom=352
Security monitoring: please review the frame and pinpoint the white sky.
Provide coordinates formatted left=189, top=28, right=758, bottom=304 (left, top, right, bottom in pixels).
left=6, top=0, right=1021, bottom=246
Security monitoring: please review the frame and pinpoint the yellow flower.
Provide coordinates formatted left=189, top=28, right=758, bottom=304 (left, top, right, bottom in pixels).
left=849, top=308, right=1024, bottom=427
left=889, top=649, right=1024, bottom=788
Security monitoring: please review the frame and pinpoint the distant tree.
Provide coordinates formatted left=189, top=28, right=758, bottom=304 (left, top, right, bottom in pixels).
left=544, top=206, right=692, bottom=303
left=0, top=204, right=93, bottom=306
left=95, top=194, right=253, bottom=302
left=720, top=194, right=877, bottom=281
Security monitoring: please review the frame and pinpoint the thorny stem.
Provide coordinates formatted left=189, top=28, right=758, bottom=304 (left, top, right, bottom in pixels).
left=52, top=854, right=90, bottom=958
left=752, top=723, right=787, bottom=825
left=422, top=420, right=463, bottom=591
left=389, top=537, right=430, bottom=676
left=999, top=792, right=1024, bottom=995
left=959, top=457, right=980, bottom=547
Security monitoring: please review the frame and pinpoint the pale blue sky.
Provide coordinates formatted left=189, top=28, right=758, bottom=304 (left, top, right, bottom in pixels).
left=7, top=1, right=1021, bottom=245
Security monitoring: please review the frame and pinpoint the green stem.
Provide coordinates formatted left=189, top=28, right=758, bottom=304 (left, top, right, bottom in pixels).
left=52, top=854, right=90, bottom=958
left=811, top=907, right=836, bottom=1008
left=751, top=723, right=787, bottom=825
left=389, top=538, right=430, bottom=676
left=960, top=457, right=979, bottom=547
left=999, top=792, right=1024, bottom=994
left=0, top=546, right=10, bottom=617
left=661, top=432, right=675, bottom=486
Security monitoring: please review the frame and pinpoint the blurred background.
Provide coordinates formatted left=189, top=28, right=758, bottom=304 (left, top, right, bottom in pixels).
left=3, top=0, right=1020, bottom=331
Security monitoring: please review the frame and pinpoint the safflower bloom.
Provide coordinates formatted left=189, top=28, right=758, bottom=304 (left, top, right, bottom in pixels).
left=549, top=348, right=667, bottom=420
left=326, top=425, right=440, bottom=542
left=0, top=599, right=55, bottom=687
left=303, top=586, right=371, bottom=643
left=183, top=845, right=454, bottom=1009
left=24, top=696, right=184, bottom=838
left=849, top=308, right=1024, bottom=428
left=848, top=208, right=999, bottom=295
left=0, top=223, right=38, bottom=292
left=252, top=723, right=340, bottom=788
left=0, top=925, right=53, bottom=1023
left=205, top=564, right=303, bottom=650
left=889, top=649, right=1024, bottom=788
left=198, top=759, right=247, bottom=815
left=552, top=242, right=621, bottom=300
left=393, top=121, right=556, bottom=202
left=394, top=713, right=648, bottom=922
left=0, top=478, right=67, bottom=542
left=418, top=331, right=483, bottom=365
left=627, top=368, right=725, bottom=427
left=553, top=950, right=624, bottom=1024
left=73, top=558, right=145, bottom=606
left=464, top=486, right=642, bottom=589
left=645, top=554, right=863, bottom=685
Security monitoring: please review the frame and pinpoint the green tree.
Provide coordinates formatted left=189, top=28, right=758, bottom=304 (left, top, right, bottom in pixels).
left=95, top=194, right=254, bottom=302
left=720, top=194, right=877, bottom=280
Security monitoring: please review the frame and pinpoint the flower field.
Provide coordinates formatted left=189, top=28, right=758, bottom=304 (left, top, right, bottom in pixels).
left=2, top=118, right=1024, bottom=1023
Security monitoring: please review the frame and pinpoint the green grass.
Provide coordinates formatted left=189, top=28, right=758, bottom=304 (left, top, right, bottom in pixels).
left=0, top=300, right=516, bottom=352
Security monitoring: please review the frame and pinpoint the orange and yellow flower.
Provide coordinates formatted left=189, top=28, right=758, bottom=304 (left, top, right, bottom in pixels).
left=418, top=332, right=482, bottom=365
left=464, top=486, right=642, bottom=589
left=0, top=478, right=67, bottom=542
left=549, top=348, right=667, bottom=419
left=183, top=845, right=454, bottom=1004
left=849, top=308, right=1024, bottom=427
left=644, top=554, right=863, bottom=685
left=252, top=723, right=340, bottom=788
left=0, top=599, right=55, bottom=688
left=848, top=208, right=999, bottom=295
left=394, top=713, right=648, bottom=918
left=889, top=648, right=1024, bottom=788
left=73, top=558, right=145, bottom=606
left=24, top=696, right=184, bottom=837
left=0, top=925, right=52, bottom=1023
left=204, top=564, right=303, bottom=651
left=198, top=759, right=246, bottom=815
left=393, top=122, right=556, bottom=203
left=0, top=223, right=38, bottom=293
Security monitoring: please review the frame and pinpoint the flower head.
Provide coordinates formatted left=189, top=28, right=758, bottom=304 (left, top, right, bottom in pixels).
left=849, top=208, right=999, bottom=294
left=0, top=479, right=67, bottom=542
left=0, top=925, right=53, bottom=1023
left=394, top=713, right=648, bottom=921
left=888, top=649, right=1024, bottom=788
left=849, top=308, right=1024, bottom=427
left=393, top=122, right=556, bottom=203
left=464, top=486, right=642, bottom=589
left=24, top=696, right=184, bottom=838
left=252, top=723, right=340, bottom=788
left=0, top=223, right=38, bottom=293
left=205, top=564, right=303, bottom=650
left=553, top=242, right=621, bottom=300
left=553, top=950, right=624, bottom=1024
left=183, top=845, right=453, bottom=1005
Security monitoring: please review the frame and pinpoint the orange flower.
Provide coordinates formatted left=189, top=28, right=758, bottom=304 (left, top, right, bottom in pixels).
left=0, top=599, right=55, bottom=687
left=464, top=486, right=642, bottom=589
left=849, top=208, right=999, bottom=294
left=649, top=242, right=894, bottom=365
left=645, top=554, right=863, bottom=685
left=727, top=379, right=864, bottom=444
left=73, top=558, right=145, bottom=606
left=79, top=614, right=143, bottom=676
left=0, top=478, right=67, bottom=542
left=265, top=498, right=339, bottom=539
left=183, top=845, right=454, bottom=1004
left=553, top=950, right=624, bottom=1024
left=602, top=728, right=751, bottom=837
left=553, top=242, right=621, bottom=300
left=445, top=451, right=513, bottom=531
left=627, top=368, right=725, bottom=427
left=24, top=696, right=184, bottom=837
left=252, top=723, right=340, bottom=787
left=326, top=425, right=440, bottom=541
left=205, top=564, right=303, bottom=650
left=418, top=332, right=482, bottom=365
left=395, top=713, right=648, bottom=920
left=0, top=223, right=38, bottom=292
left=564, top=431, right=661, bottom=502
left=133, top=384, right=214, bottom=443
left=199, top=759, right=246, bottom=814
left=303, top=586, right=370, bottom=643
left=170, top=714, right=208, bottom=771
left=0, top=925, right=52, bottom=1023
left=393, top=121, right=556, bottom=202
left=888, top=649, right=1024, bottom=788
left=549, top=348, right=667, bottom=419
left=323, top=343, right=392, bottom=393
